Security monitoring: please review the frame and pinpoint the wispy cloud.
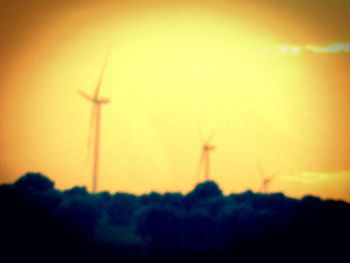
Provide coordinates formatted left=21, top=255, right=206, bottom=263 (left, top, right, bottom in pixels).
left=279, top=43, right=350, bottom=54
left=285, top=170, right=350, bottom=184
left=306, top=43, right=350, bottom=53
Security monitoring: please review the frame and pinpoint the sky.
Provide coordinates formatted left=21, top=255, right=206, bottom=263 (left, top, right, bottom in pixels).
left=0, top=0, right=349, bottom=201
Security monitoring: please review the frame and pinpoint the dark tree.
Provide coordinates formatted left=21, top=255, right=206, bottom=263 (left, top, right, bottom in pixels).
left=14, top=172, right=54, bottom=192
left=187, top=181, right=223, bottom=200
left=135, top=205, right=184, bottom=252
left=107, top=193, right=139, bottom=225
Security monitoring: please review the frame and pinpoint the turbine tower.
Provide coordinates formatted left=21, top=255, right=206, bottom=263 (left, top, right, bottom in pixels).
left=197, top=130, right=216, bottom=182
left=256, top=159, right=276, bottom=193
left=79, top=52, right=110, bottom=192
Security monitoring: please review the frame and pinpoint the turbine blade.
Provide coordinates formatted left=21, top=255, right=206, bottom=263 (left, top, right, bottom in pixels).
left=196, top=121, right=204, bottom=144
left=94, top=48, right=110, bottom=99
left=205, top=128, right=217, bottom=144
left=78, top=91, right=94, bottom=101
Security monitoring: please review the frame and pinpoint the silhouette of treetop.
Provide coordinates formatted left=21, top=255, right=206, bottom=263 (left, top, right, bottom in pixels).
left=188, top=181, right=223, bottom=199
left=14, top=172, right=54, bottom=192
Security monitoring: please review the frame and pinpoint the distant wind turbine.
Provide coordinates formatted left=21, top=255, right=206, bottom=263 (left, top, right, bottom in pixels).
left=256, top=159, right=276, bottom=193
left=79, top=51, right=111, bottom=192
left=197, top=124, right=216, bottom=182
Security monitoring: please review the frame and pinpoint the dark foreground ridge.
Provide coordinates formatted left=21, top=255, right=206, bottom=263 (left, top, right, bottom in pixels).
left=1, top=173, right=349, bottom=263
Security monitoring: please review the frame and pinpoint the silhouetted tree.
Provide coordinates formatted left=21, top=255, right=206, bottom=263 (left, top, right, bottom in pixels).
left=187, top=181, right=223, bottom=200
left=135, top=205, right=184, bottom=252
left=14, top=172, right=54, bottom=192
left=107, top=193, right=139, bottom=225
left=54, top=195, right=102, bottom=238
left=161, top=192, right=184, bottom=209
left=64, top=186, right=89, bottom=196
left=183, top=207, right=215, bottom=250
left=139, top=192, right=162, bottom=206
left=2, top=173, right=350, bottom=263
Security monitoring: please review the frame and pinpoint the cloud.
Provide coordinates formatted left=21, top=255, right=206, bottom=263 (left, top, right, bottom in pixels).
left=306, top=43, right=350, bottom=53
left=284, top=170, right=350, bottom=183
left=298, top=170, right=348, bottom=180
left=279, top=43, right=350, bottom=54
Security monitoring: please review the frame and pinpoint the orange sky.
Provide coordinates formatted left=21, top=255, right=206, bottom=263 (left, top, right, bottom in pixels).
left=0, top=0, right=349, bottom=201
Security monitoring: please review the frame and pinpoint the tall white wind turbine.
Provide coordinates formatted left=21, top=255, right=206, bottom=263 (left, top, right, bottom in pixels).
left=79, top=52, right=111, bottom=192
left=197, top=126, right=216, bottom=182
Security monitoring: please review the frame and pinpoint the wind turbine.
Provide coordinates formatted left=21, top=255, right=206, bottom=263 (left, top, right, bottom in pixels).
left=79, top=52, right=111, bottom=192
left=256, top=159, right=276, bottom=193
left=197, top=126, right=216, bottom=182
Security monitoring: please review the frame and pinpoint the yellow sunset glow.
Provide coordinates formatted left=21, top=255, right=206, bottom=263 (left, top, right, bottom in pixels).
left=1, top=4, right=349, bottom=201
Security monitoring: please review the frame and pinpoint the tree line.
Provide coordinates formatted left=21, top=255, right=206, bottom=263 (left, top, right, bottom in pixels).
left=0, top=172, right=349, bottom=263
